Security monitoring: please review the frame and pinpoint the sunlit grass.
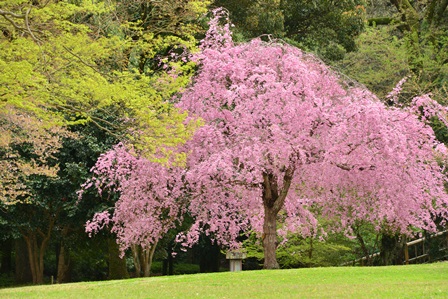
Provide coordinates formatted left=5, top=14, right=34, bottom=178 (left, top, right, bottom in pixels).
left=1, top=262, right=447, bottom=298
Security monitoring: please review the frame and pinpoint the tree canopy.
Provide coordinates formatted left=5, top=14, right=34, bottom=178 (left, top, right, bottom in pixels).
left=86, top=10, right=448, bottom=270
left=215, top=0, right=366, bottom=61
left=0, top=0, right=210, bottom=283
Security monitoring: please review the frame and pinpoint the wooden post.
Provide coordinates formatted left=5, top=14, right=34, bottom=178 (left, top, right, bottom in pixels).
left=404, top=244, right=409, bottom=265
left=422, top=242, right=426, bottom=262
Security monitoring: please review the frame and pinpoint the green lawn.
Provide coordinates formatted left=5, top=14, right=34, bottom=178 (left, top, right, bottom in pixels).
left=1, top=263, right=447, bottom=298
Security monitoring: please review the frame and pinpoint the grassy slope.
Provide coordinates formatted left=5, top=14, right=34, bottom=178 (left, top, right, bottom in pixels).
left=1, top=263, right=447, bottom=298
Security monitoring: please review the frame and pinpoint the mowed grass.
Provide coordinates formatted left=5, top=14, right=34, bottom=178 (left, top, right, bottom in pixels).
left=1, top=263, right=448, bottom=299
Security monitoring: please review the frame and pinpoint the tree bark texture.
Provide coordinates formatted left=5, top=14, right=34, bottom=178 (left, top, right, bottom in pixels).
left=262, top=205, right=280, bottom=269
left=0, top=239, right=13, bottom=274
left=57, top=243, right=71, bottom=283
left=131, top=243, right=157, bottom=277
left=14, top=239, right=32, bottom=284
left=261, top=166, right=295, bottom=269
left=108, top=238, right=129, bottom=280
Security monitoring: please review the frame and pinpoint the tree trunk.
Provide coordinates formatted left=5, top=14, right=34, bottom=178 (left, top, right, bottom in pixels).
left=14, top=239, right=32, bottom=284
left=142, top=248, right=151, bottom=277
left=23, top=232, right=50, bottom=284
left=131, top=243, right=157, bottom=277
left=142, top=242, right=157, bottom=277
left=199, top=239, right=221, bottom=273
left=57, top=243, right=71, bottom=283
left=0, top=239, right=13, bottom=274
left=107, top=238, right=129, bottom=280
left=356, top=232, right=372, bottom=266
left=163, top=244, right=174, bottom=275
left=262, top=205, right=280, bottom=269
left=261, top=166, right=295, bottom=269
left=131, top=244, right=141, bottom=277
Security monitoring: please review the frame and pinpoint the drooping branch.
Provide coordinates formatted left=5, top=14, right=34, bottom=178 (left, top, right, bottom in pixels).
left=24, top=8, right=39, bottom=42
left=62, top=46, right=112, bottom=78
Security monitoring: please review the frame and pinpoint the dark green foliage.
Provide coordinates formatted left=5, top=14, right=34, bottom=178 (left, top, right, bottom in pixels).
left=150, top=262, right=200, bottom=275
left=0, top=273, right=15, bottom=288
left=379, top=234, right=406, bottom=266
left=68, top=237, right=109, bottom=282
left=215, top=0, right=366, bottom=61
left=282, top=0, right=366, bottom=61
left=430, top=117, right=448, bottom=145
left=172, top=263, right=201, bottom=275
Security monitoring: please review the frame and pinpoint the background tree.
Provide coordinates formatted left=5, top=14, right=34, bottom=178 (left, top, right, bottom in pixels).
left=281, top=0, right=366, bottom=61
left=214, top=0, right=366, bottom=61
left=1, top=0, right=210, bottom=284
left=335, top=26, right=411, bottom=100
left=0, top=106, right=68, bottom=205
left=338, top=0, right=447, bottom=103
left=0, top=0, right=206, bottom=151
left=84, top=143, right=185, bottom=277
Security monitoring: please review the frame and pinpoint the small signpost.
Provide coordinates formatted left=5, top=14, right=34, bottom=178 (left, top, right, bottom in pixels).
left=226, top=251, right=247, bottom=272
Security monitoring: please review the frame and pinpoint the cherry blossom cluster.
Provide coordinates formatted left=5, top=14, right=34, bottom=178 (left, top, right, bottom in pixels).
left=83, top=9, right=448, bottom=255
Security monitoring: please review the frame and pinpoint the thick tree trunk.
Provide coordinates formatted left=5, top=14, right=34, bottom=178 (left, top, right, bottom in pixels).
left=23, top=231, right=51, bottom=284
left=14, top=239, right=32, bottom=284
left=262, top=205, right=280, bottom=269
left=131, top=243, right=157, bottom=277
left=107, top=238, right=129, bottom=280
left=142, top=247, right=151, bottom=277
left=20, top=208, right=58, bottom=284
left=57, top=243, right=71, bottom=283
left=0, top=239, right=13, bottom=274
left=142, top=242, right=157, bottom=277
left=261, top=166, right=295, bottom=269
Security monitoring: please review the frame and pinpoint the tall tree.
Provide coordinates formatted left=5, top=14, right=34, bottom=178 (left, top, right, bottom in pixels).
left=0, top=0, right=206, bottom=151
left=1, top=0, right=209, bottom=284
left=174, top=10, right=448, bottom=269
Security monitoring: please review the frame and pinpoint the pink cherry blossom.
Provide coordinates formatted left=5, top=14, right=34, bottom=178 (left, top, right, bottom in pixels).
left=174, top=10, right=448, bottom=268
left=84, top=10, right=448, bottom=270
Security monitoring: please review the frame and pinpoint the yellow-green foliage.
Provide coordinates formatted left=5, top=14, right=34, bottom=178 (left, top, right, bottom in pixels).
left=0, top=0, right=209, bottom=157
left=0, top=0, right=208, bottom=204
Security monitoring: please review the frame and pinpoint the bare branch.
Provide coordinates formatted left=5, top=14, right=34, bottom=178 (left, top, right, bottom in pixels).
left=335, top=163, right=353, bottom=171
left=0, top=13, right=26, bottom=32
left=25, top=8, right=39, bottom=43
left=0, top=9, right=25, bottom=19
left=0, top=8, right=42, bottom=41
